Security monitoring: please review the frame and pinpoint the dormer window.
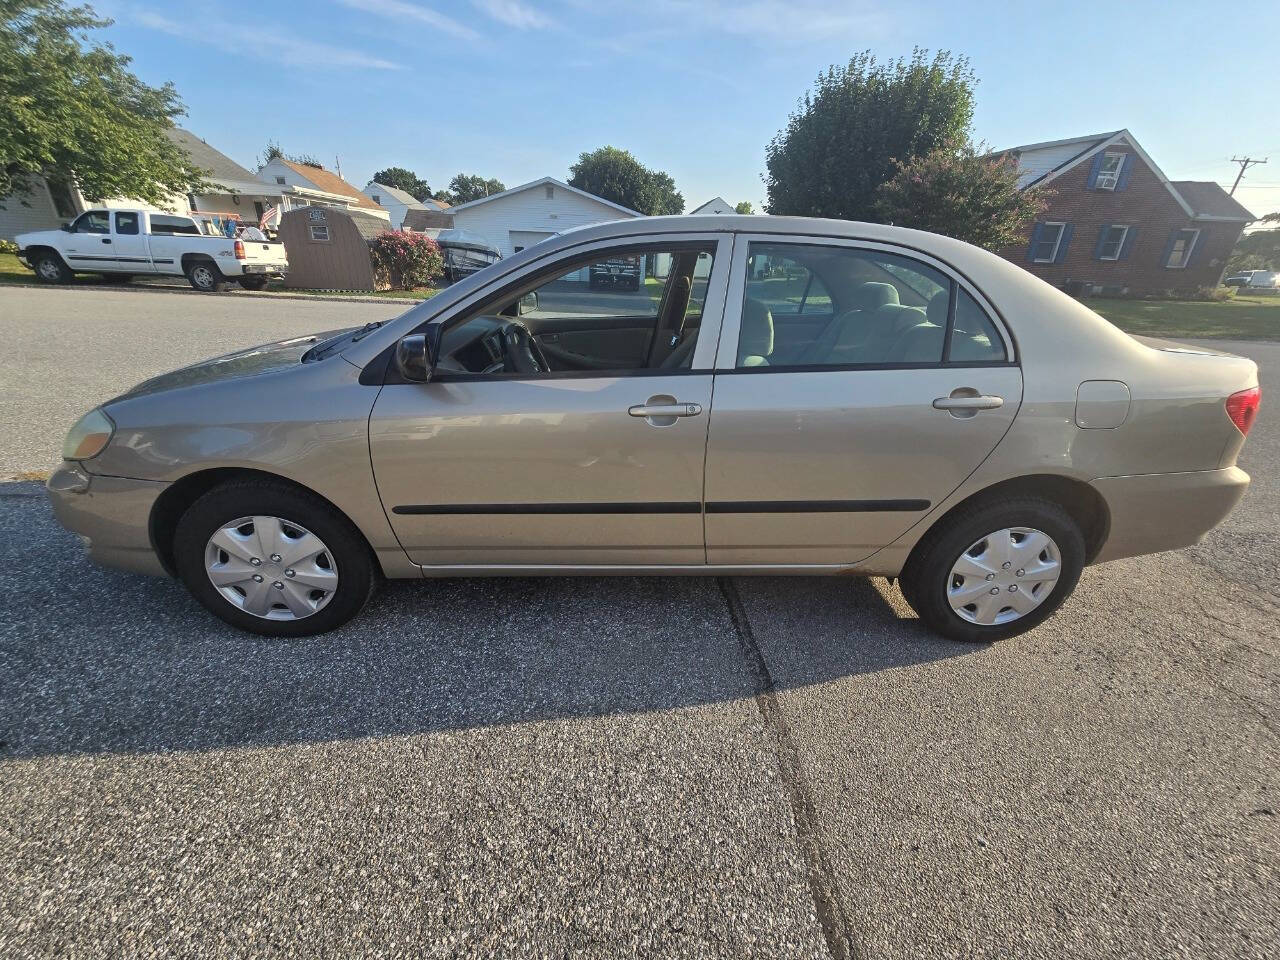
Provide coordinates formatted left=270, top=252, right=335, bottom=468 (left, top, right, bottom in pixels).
left=545, top=184, right=554, bottom=199
left=1094, top=152, right=1124, bottom=191
left=275, top=176, right=286, bottom=185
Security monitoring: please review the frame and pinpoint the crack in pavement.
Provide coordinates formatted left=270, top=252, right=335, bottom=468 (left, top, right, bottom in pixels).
left=717, top=577, right=860, bottom=960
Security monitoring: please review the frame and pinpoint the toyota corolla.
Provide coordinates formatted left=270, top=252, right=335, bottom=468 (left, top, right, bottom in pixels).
left=47, top=216, right=1260, bottom=642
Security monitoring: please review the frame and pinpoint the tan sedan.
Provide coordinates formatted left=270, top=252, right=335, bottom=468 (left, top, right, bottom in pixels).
left=47, top=216, right=1261, bottom=642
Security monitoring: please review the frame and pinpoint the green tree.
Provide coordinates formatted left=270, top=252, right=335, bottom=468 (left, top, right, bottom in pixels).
left=1227, top=227, right=1280, bottom=272
left=443, top=173, right=505, bottom=204
left=1, top=0, right=209, bottom=205
left=765, top=48, right=975, bottom=219
left=734, top=201, right=754, bottom=214
left=567, top=146, right=683, bottom=216
left=371, top=166, right=432, bottom=202
left=873, top=139, right=1047, bottom=250
left=259, top=140, right=322, bottom=169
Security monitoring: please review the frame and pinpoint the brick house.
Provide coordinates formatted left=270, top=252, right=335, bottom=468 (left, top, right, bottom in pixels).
left=997, top=130, right=1254, bottom=296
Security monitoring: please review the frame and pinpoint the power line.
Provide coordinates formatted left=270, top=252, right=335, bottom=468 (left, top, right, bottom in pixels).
left=1229, top=156, right=1268, bottom=195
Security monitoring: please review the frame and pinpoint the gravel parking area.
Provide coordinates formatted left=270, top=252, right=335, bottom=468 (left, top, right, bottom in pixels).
left=1, top=287, right=1277, bottom=958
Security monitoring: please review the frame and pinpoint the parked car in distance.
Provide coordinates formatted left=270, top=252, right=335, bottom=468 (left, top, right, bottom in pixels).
left=589, top=255, right=641, bottom=290
left=1224, top=269, right=1279, bottom=289
left=15, top=209, right=288, bottom=291
left=47, top=215, right=1260, bottom=643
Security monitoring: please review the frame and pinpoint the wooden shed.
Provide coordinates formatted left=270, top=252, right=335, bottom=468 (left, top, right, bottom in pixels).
left=279, top=207, right=388, bottom=290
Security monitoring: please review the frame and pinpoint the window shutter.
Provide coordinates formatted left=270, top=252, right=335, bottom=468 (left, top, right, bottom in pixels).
left=1116, top=154, right=1134, bottom=191
left=1119, top=226, right=1137, bottom=260
left=1093, top=224, right=1112, bottom=260
left=1160, top=230, right=1178, bottom=269
left=1086, top=153, right=1104, bottom=190
left=1054, top=224, right=1074, bottom=264
left=1027, top=223, right=1044, bottom=262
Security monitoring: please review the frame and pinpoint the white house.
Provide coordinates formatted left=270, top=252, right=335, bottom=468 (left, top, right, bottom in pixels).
left=361, top=182, right=428, bottom=229
left=688, top=196, right=735, bottom=215
left=442, top=177, right=642, bottom=258
left=258, top=158, right=390, bottom=222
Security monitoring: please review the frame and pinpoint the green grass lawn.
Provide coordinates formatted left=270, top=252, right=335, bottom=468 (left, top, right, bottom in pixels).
left=1084, top=295, right=1280, bottom=341
left=1, top=251, right=34, bottom=283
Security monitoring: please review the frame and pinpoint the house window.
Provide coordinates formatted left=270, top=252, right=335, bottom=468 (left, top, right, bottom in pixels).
left=371, top=194, right=380, bottom=204
left=1097, top=224, right=1129, bottom=261
left=1095, top=152, right=1124, bottom=191
left=45, top=175, right=77, bottom=219
left=1031, top=222, right=1066, bottom=263
left=309, top=225, right=330, bottom=242
left=544, top=184, right=554, bottom=199
left=1166, top=229, right=1199, bottom=269
left=275, top=176, right=286, bottom=185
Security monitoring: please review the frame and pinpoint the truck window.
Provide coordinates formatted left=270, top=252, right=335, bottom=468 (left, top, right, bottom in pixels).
left=72, top=211, right=110, bottom=234
left=149, top=215, right=200, bottom=236
left=114, top=212, right=139, bottom=235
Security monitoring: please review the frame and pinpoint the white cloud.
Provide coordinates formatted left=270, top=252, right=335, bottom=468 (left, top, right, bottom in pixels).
left=471, top=0, right=552, bottom=29
left=334, top=0, right=481, bottom=41
left=134, top=8, right=403, bottom=70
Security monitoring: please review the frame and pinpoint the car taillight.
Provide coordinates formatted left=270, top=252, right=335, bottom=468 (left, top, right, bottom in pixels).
left=1225, top=386, right=1261, bottom=436
left=234, top=239, right=245, bottom=260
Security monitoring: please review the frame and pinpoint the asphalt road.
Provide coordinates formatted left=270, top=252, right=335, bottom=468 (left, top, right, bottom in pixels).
left=1, top=286, right=1277, bottom=958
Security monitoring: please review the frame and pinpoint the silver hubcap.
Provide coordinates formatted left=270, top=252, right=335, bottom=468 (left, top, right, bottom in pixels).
left=204, top=516, right=338, bottom=620
left=192, top=265, right=214, bottom=288
left=38, top=258, right=61, bottom=280
left=947, top=526, right=1061, bottom=626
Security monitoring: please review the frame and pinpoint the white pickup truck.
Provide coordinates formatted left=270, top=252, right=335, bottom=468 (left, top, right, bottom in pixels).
left=15, top=209, right=289, bottom=292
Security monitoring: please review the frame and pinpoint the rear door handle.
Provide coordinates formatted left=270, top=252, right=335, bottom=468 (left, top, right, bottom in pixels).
left=933, top=394, right=1004, bottom=411
left=628, top=402, right=702, bottom=418
left=101, top=238, right=112, bottom=244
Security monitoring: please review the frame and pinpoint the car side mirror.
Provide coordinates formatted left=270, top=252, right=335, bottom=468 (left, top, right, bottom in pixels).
left=396, top=333, right=435, bottom=382
left=61, top=222, right=73, bottom=232
left=518, top=291, right=539, bottom=316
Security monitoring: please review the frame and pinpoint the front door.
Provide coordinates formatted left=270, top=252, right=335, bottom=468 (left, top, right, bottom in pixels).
left=704, top=237, right=1023, bottom=565
left=370, top=235, right=731, bottom=567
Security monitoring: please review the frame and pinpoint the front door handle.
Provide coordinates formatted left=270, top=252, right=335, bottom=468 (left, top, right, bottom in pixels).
left=932, top=395, right=1003, bottom=411
left=628, top=402, right=702, bottom=418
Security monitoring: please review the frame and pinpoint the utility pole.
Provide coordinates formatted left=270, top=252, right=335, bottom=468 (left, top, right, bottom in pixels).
left=1228, top=156, right=1267, bottom=196
left=335, top=155, right=343, bottom=179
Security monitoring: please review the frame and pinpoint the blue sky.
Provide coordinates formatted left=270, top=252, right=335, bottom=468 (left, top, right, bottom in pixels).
left=92, top=0, right=1280, bottom=217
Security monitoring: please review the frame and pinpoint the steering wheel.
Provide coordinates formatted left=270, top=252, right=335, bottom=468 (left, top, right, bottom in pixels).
left=499, top=320, right=550, bottom=374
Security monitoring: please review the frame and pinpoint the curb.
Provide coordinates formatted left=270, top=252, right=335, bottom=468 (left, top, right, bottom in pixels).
left=0, top=280, right=430, bottom=306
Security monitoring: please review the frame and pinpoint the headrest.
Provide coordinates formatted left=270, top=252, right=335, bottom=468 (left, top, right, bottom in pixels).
left=926, top=292, right=948, bottom=326
left=853, top=282, right=899, bottom=311
left=738, top=298, right=774, bottom=361
left=874, top=303, right=926, bottom=332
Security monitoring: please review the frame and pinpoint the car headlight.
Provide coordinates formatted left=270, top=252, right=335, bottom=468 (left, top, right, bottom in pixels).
left=62, top=408, right=115, bottom=460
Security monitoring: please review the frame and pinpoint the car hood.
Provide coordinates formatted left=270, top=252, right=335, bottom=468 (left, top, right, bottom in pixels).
left=109, top=329, right=351, bottom=402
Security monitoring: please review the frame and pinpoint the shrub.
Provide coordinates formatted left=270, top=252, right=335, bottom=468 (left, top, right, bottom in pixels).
left=1197, top=285, right=1236, bottom=302
left=0, top=238, right=18, bottom=255
left=368, top=231, right=442, bottom=290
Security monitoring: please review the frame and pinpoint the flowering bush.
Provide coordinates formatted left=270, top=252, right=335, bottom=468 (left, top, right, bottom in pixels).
left=368, top=231, right=442, bottom=290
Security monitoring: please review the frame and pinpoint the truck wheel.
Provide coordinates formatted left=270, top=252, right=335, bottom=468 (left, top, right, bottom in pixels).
left=33, top=251, right=72, bottom=284
left=238, top=275, right=269, bottom=291
left=186, top=259, right=226, bottom=292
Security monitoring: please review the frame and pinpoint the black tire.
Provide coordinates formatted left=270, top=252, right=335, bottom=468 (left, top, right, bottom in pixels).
left=238, top=275, right=269, bottom=291
left=173, top=480, right=377, bottom=637
left=900, top=496, right=1085, bottom=644
left=186, top=258, right=227, bottom=292
left=32, top=250, right=72, bottom=284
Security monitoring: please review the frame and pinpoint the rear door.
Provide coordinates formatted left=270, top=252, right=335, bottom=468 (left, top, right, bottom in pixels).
left=109, top=212, right=155, bottom=272
left=704, top=235, right=1023, bottom=565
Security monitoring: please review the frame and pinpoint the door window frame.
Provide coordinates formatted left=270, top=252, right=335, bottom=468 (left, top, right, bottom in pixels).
left=379, top=232, right=734, bottom=384
left=714, top=234, right=1017, bottom=373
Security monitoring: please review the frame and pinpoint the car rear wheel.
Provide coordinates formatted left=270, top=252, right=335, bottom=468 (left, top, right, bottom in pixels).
left=900, top=497, right=1084, bottom=643
left=33, top=251, right=72, bottom=284
left=186, top=259, right=226, bottom=292
left=174, top=480, right=377, bottom=637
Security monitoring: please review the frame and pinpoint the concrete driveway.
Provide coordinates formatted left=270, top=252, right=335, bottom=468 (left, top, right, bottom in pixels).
left=0, top=286, right=1276, bottom=959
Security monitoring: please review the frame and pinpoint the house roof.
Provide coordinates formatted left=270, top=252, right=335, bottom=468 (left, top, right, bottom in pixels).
left=402, top=208, right=456, bottom=231
left=1169, top=181, right=1255, bottom=221
left=444, top=176, right=642, bottom=217
left=167, top=127, right=282, bottom=196
left=689, top=196, right=733, bottom=214
left=1000, top=128, right=1254, bottom=221
left=366, top=182, right=427, bottom=208
left=277, top=159, right=382, bottom=210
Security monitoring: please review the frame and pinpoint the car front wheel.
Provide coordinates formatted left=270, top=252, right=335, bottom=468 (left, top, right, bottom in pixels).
left=173, top=480, right=377, bottom=636
left=900, top=497, right=1085, bottom=643
left=33, top=252, right=72, bottom=284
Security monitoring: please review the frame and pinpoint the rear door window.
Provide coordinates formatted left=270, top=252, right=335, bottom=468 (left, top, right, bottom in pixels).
left=114, top=212, right=139, bottom=235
